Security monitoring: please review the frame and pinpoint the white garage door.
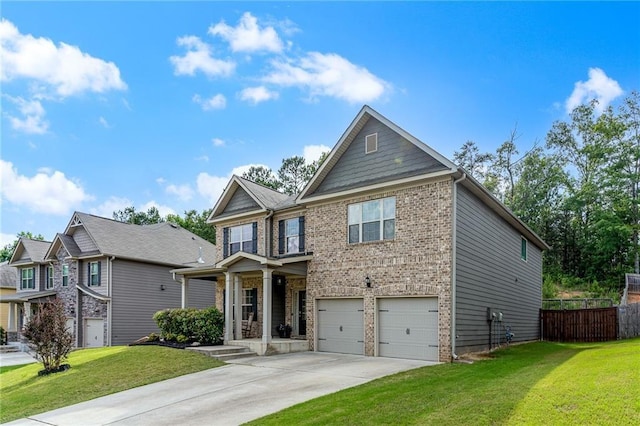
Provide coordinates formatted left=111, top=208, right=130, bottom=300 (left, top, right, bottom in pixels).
left=85, top=319, right=104, bottom=348
left=317, top=299, right=364, bottom=355
left=378, top=297, right=439, bottom=361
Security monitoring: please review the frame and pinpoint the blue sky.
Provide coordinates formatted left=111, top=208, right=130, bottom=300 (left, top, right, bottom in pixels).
left=2, top=1, right=639, bottom=245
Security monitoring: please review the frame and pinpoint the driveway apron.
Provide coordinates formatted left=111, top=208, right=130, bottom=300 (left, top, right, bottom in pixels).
left=5, top=351, right=435, bottom=426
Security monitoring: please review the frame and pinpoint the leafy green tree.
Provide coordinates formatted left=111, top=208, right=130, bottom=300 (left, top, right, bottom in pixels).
left=23, top=299, right=74, bottom=374
left=166, top=209, right=216, bottom=244
left=0, top=232, right=45, bottom=262
left=277, top=155, right=315, bottom=195
left=242, top=166, right=281, bottom=191
left=453, top=140, right=495, bottom=185
left=113, top=206, right=165, bottom=225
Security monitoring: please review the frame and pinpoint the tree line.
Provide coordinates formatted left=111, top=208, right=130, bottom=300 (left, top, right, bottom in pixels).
left=456, top=91, right=640, bottom=297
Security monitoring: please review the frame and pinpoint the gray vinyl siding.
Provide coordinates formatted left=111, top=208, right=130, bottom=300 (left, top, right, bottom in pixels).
left=110, top=260, right=215, bottom=345
left=221, top=188, right=260, bottom=216
left=80, top=258, right=108, bottom=297
left=313, top=117, right=449, bottom=196
left=73, top=228, right=98, bottom=252
left=455, top=186, right=542, bottom=354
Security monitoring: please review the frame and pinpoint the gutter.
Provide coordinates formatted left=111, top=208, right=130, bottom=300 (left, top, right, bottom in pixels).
left=108, top=256, right=115, bottom=346
left=451, top=172, right=467, bottom=360
left=264, top=209, right=275, bottom=257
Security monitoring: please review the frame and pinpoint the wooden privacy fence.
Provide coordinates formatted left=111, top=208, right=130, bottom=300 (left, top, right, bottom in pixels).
left=540, top=307, right=618, bottom=342
left=619, top=303, right=640, bottom=339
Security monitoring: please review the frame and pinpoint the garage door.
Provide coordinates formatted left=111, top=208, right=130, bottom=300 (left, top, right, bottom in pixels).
left=317, top=299, right=364, bottom=355
left=378, top=297, right=438, bottom=361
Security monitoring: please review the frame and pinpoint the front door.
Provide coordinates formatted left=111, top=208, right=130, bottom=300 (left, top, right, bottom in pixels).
left=298, top=290, right=307, bottom=335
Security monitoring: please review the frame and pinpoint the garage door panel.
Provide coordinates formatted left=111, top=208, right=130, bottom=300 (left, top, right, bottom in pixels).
left=378, top=298, right=438, bottom=361
left=317, top=299, right=364, bottom=355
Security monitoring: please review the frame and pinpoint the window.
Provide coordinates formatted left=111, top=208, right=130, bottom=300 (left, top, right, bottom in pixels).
left=242, top=289, right=256, bottom=321
left=21, top=268, right=35, bottom=290
left=46, top=266, right=54, bottom=289
left=348, top=197, right=395, bottom=243
left=88, top=261, right=101, bottom=286
left=521, top=237, right=528, bottom=261
left=279, top=217, right=305, bottom=255
left=223, top=223, right=257, bottom=257
left=62, top=264, right=69, bottom=287
left=365, top=133, right=378, bottom=154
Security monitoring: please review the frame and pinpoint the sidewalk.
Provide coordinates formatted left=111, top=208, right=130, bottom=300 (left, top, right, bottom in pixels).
left=0, top=350, right=37, bottom=367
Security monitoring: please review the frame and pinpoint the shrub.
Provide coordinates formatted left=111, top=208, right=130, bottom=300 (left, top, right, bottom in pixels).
left=147, top=332, right=159, bottom=342
left=22, top=299, right=73, bottom=373
left=153, top=307, right=223, bottom=345
left=0, top=325, right=6, bottom=345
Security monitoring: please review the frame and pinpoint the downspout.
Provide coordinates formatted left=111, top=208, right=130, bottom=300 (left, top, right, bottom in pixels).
left=108, top=256, right=115, bottom=346
left=451, top=172, right=467, bottom=361
left=264, top=209, right=275, bottom=257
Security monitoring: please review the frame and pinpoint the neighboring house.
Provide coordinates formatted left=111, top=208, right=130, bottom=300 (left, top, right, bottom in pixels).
left=173, top=105, right=549, bottom=362
left=0, top=262, right=18, bottom=335
left=1, top=212, right=216, bottom=347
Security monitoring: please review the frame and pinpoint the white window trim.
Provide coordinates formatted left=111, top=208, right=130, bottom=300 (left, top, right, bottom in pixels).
left=89, top=261, right=100, bottom=286
left=285, top=218, right=300, bottom=254
left=62, top=264, right=69, bottom=287
left=229, top=224, right=253, bottom=256
left=365, top=133, right=378, bottom=154
left=21, top=268, right=35, bottom=290
left=348, top=197, right=395, bottom=244
left=46, top=265, right=54, bottom=290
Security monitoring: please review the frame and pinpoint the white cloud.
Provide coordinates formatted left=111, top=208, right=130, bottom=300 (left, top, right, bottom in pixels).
left=196, top=164, right=267, bottom=204
left=212, top=138, right=225, bottom=147
left=209, top=12, right=283, bottom=54
left=0, top=18, right=126, bottom=96
left=91, top=196, right=133, bottom=218
left=565, top=68, right=624, bottom=114
left=98, top=116, right=110, bottom=128
left=4, top=96, right=49, bottom=134
left=195, top=155, right=210, bottom=162
left=165, top=183, right=194, bottom=202
left=139, top=201, right=176, bottom=217
left=263, top=52, right=389, bottom=103
left=0, top=159, right=92, bottom=215
left=0, top=233, right=17, bottom=247
left=170, top=36, right=235, bottom=77
left=239, top=86, right=279, bottom=105
left=193, top=93, right=226, bottom=110
left=303, top=144, right=331, bottom=164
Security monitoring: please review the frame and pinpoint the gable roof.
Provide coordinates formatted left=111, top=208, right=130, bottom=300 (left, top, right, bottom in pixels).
left=209, top=175, right=295, bottom=222
left=8, top=238, right=52, bottom=266
left=298, top=105, right=458, bottom=202
left=50, top=212, right=217, bottom=267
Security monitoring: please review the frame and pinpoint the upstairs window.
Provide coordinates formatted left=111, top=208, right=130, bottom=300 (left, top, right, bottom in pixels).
left=62, top=264, right=69, bottom=287
left=88, top=261, right=101, bottom=286
left=521, top=237, right=528, bottom=262
left=21, top=268, right=35, bottom=290
left=348, top=197, right=396, bottom=244
left=46, top=266, right=54, bottom=289
left=278, top=217, right=306, bottom=255
left=223, top=223, right=258, bottom=258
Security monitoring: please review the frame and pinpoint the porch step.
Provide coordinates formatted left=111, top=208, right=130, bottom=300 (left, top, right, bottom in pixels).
left=0, top=345, right=21, bottom=354
left=186, top=345, right=257, bottom=361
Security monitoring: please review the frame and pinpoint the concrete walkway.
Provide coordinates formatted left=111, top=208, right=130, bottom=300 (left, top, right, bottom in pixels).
left=0, top=350, right=37, bottom=367
left=5, top=351, right=435, bottom=426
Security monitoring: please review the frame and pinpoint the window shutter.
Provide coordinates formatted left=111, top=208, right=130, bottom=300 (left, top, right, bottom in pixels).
left=251, top=288, right=258, bottom=321
left=278, top=220, right=285, bottom=255
left=299, top=216, right=305, bottom=252
left=251, top=222, right=258, bottom=254
left=87, top=263, right=91, bottom=286
left=97, top=261, right=102, bottom=286
left=223, top=227, right=229, bottom=258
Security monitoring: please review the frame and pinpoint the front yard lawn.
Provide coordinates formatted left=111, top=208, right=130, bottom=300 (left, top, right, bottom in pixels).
left=0, top=345, right=223, bottom=423
left=249, top=338, right=640, bottom=425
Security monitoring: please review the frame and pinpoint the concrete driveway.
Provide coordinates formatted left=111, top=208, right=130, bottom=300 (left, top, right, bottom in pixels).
left=6, top=351, right=435, bottom=426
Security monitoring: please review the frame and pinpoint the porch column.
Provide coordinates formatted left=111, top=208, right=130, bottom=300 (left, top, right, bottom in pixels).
left=181, top=276, right=189, bottom=309
left=24, top=302, right=31, bottom=324
left=262, top=269, right=273, bottom=344
left=224, top=272, right=234, bottom=342
left=8, top=302, right=16, bottom=332
left=234, top=275, right=242, bottom=340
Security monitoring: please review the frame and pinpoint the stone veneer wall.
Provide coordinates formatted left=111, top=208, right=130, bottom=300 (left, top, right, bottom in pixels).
left=305, top=178, right=453, bottom=361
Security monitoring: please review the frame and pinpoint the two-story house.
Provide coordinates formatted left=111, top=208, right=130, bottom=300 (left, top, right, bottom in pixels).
left=2, top=212, right=217, bottom=347
left=172, top=105, right=548, bottom=362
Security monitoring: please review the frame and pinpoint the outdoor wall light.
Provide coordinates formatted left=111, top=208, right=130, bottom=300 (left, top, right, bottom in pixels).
left=365, top=276, right=371, bottom=288
left=160, top=284, right=166, bottom=291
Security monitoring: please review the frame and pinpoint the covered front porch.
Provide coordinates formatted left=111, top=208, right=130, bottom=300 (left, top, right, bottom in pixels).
left=172, top=252, right=311, bottom=356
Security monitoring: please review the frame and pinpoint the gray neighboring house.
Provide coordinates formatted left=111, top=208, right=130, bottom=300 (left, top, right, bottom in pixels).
left=173, top=105, right=549, bottom=362
left=2, top=212, right=216, bottom=347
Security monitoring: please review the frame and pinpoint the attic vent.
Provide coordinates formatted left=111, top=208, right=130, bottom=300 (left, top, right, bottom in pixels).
left=365, top=133, right=378, bottom=154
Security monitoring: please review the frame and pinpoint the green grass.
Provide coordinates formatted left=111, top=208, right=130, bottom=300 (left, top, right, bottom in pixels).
left=0, top=345, right=223, bottom=423
left=248, top=338, right=640, bottom=425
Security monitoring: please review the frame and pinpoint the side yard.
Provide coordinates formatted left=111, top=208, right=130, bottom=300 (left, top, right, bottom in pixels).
left=249, top=338, right=640, bottom=425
